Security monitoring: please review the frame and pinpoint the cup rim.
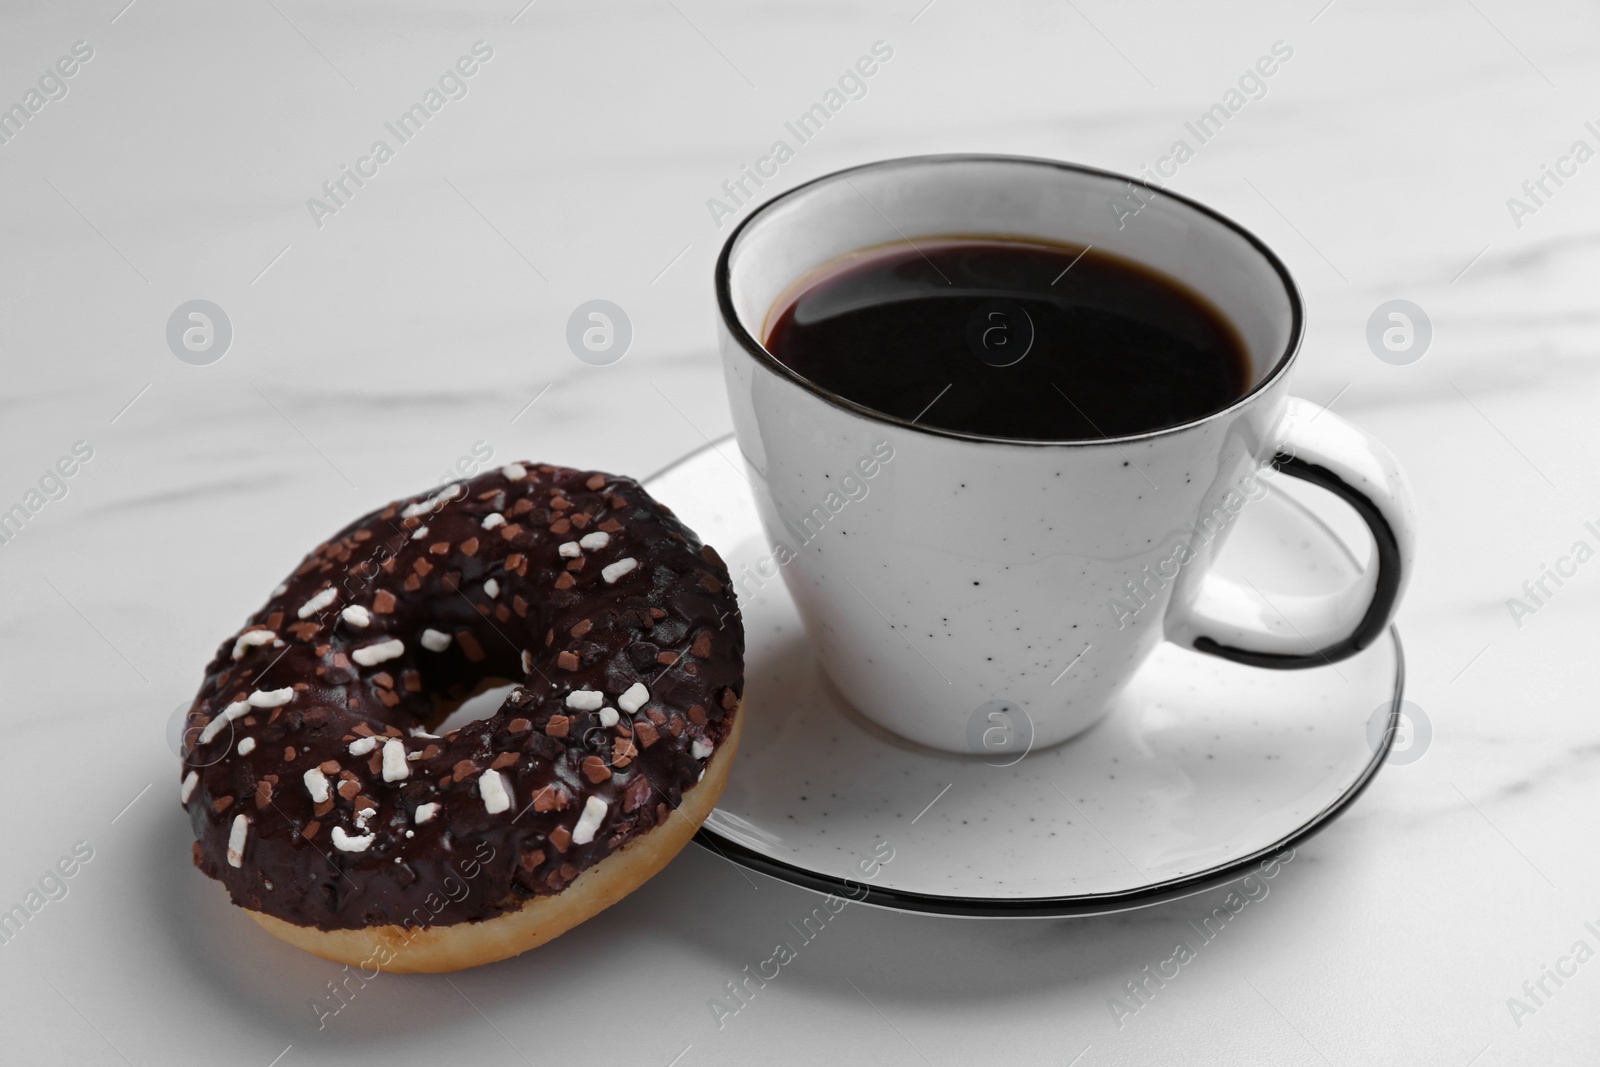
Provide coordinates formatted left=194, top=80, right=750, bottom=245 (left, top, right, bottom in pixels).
left=714, top=153, right=1306, bottom=448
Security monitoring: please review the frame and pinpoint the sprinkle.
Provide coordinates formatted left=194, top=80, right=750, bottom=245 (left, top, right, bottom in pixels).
left=249, top=687, right=295, bottom=708
left=579, top=531, right=610, bottom=551
left=479, top=770, right=511, bottom=814
left=691, top=739, right=715, bottom=760
left=566, top=690, right=603, bottom=710
left=227, top=815, right=248, bottom=867
left=520, top=650, right=534, bottom=674
left=180, top=771, right=199, bottom=803
left=237, top=737, right=257, bottom=756
left=342, top=605, right=371, bottom=628
left=481, top=513, right=506, bottom=530
left=420, top=629, right=452, bottom=653
left=348, top=736, right=378, bottom=757
left=382, top=739, right=409, bottom=782
left=355, top=806, right=376, bottom=829
left=405, top=830, right=415, bottom=839
left=598, top=707, right=619, bottom=728
left=231, top=629, right=277, bottom=660
left=601, top=558, right=638, bottom=584
left=352, top=639, right=405, bottom=666
left=618, top=682, right=649, bottom=713
left=502, top=463, right=527, bottom=480
left=415, top=802, right=439, bottom=824
left=571, top=796, right=607, bottom=845
left=558, top=541, right=581, bottom=558
left=401, top=484, right=462, bottom=519
left=331, top=826, right=375, bottom=852
left=272, top=582, right=288, bottom=596
left=303, top=767, right=331, bottom=804
left=411, top=525, right=429, bottom=540
left=409, top=726, right=440, bottom=739
left=297, top=587, right=337, bottom=619
left=198, top=700, right=249, bottom=744
left=484, top=578, right=500, bottom=599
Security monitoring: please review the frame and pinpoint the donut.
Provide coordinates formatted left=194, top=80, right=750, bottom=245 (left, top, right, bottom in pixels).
left=177, top=462, right=743, bottom=973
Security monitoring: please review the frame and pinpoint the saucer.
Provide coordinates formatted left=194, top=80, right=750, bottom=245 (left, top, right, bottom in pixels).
left=646, top=437, right=1404, bottom=916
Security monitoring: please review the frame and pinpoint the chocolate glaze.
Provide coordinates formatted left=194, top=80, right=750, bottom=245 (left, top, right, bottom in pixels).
left=179, top=464, right=743, bottom=931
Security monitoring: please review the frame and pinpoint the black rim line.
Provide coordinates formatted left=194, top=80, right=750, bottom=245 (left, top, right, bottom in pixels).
left=713, top=152, right=1308, bottom=450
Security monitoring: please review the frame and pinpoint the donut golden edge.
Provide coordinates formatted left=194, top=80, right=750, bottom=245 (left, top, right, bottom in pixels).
left=243, top=705, right=741, bottom=973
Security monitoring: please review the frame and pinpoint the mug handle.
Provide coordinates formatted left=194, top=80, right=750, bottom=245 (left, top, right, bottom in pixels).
left=1166, top=397, right=1417, bottom=668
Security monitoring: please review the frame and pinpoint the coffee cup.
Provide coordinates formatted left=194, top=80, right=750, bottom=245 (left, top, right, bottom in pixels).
left=714, top=154, right=1415, bottom=753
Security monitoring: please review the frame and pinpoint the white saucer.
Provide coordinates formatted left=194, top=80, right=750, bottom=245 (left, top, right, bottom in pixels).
left=647, top=437, right=1404, bottom=916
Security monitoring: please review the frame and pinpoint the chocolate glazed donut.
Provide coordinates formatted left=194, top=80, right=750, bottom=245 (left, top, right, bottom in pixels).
left=178, top=463, right=743, bottom=971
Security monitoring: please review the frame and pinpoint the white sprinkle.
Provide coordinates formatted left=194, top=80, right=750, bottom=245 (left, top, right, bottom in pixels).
left=352, top=639, right=405, bottom=667
left=348, top=736, right=378, bottom=756
left=691, top=739, right=715, bottom=760
left=521, top=650, right=534, bottom=674
left=405, top=830, right=414, bottom=839
left=502, top=463, right=527, bottom=480
left=227, top=815, right=248, bottom=867
left=601, top=558, right=638, bottom=584
left=484, top=578, right=500, bottom=598
left=571, top=796, right=608, bottom=845
left=198, top=700, right=249, bottom=745
left=618, top=682, right=649, bottom=713
left=331, top=826, right=375, bottom=852
left=231, top=629, right=276, bottom=660
left=272, top=582, right=288, bottom=597
left=249, top=687, right=295, bottom=708
left=355, top=806, right=376, bottom=829
left=479, top=770, right=511, bottom=814
left=297, top=587, right=337, bottom=619
left=401, top=484, right=462, bottom=519
left=415, top=802, right=439, bottom=824
left=420, top=628, right=452, bottom=653
left=409, top=725, right=440, bottom=739
left=303, top=767, right=331, bottom=804
left=482, top=513, right=506, bottom=530
left=579, top=531, right=610, bottom=551
left=558, top=541, right=581, bottom=558
left=598, top=707, right=619, bottom=728
left=382, top=738, right=410, bottom=782
left=341, top=605, right=371, bottom=628
left=237, top=737, right=257, bottom=756
left=180, top=771, right=199, bottom=803
left=411, top=525, right=429, bottom=540
left=566, top=690, right=603, bottom=710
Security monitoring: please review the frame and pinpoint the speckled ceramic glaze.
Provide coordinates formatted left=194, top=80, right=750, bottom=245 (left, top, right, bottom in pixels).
left=648, top=438, right=1404, bottom=913
left=715, top=156, right=1416, bottom=752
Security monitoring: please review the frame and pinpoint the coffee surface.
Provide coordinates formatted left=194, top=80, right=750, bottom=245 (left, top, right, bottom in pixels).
left=763, top=238, right=1250, bottom=440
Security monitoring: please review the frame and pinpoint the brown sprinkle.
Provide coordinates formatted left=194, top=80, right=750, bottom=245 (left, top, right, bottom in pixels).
left=508, top=718, right=531, bottom=733
left=456, top=630, right=486, bottom=663
left=491, top=752, right=519, bottom=770
left=545, top=714, right=570, bottom=738
left=570, top=619, right=592, bottom=638
left=460, top=537, right=480, bottom=557
left=373, top=590, right=397, bottom=614
left=691, top=632, right=712, bottom=658
left=557, top=651, right=580, bottom=671
left=549, top=826, right=571, bottom=853
left=581, top=755, right=612, bottom=783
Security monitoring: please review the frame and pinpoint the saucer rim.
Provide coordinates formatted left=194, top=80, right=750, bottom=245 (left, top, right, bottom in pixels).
left=647, top=438, right=1405, bottom=918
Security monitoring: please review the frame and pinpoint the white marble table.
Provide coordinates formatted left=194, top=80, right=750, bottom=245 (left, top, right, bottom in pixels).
left=2, top=1, right=1597, bottom=1063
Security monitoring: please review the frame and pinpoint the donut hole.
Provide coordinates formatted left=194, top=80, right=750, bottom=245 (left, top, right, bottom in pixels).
left=431, top=678, right=520, bottom=736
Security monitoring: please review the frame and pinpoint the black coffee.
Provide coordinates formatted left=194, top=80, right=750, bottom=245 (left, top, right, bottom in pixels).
left=763, top=238, right=1250, bottom=440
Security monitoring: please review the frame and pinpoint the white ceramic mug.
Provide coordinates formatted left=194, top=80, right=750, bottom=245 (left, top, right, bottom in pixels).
left=715, top=155, right=1416, bottom=753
